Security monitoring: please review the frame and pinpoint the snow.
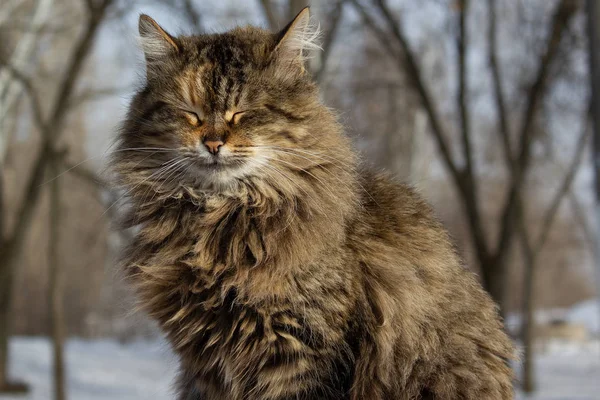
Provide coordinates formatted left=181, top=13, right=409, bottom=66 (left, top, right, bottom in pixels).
left=567, top=300, right=600, bottom=336
left=0, top=338, right=177, bottom=400
left=514, top=340, right=600, bottom=400
left=505, top=299, right=600, bottom=338
left=0, top=337, right=598, bottom=400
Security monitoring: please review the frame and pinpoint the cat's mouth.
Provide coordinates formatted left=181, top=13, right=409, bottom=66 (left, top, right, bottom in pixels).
left=186, top=155, right=255, bottom=192
left=193, top=156, right=246, bottom=173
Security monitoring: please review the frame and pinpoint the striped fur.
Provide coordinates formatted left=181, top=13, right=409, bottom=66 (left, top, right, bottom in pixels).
left=113, top=9, right=515, bottom=400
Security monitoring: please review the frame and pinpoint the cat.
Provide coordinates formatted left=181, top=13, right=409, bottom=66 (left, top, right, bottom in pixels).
left=113, top=8, right=515, bottom=400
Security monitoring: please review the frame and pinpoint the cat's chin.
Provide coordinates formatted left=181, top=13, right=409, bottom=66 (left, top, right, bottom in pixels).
left=190, top=164, right=250, bottom=194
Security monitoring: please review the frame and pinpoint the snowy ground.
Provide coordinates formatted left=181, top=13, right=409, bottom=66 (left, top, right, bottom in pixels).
left=514, top=340, right=600, bottom=400
left=0, top=338, right=177, bottom=400
left=0, top=336, right=598, bottom=400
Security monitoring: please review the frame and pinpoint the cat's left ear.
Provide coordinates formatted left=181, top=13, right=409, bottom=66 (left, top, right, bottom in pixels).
left=138, top=15, right=179, bottom=75
left=273, top=7, right=320, bottom=73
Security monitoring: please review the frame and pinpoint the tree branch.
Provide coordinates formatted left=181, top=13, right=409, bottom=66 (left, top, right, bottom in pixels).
left=0, top=63, right=46, bottom=131
left=457, top=0, right=473, bottom=180
left=519, top=107, right=588, bottom=393
left=369, top=0, right=462, bottom=183
left=46, top=1, right=112, bottom=138
left=0, top=0, right=22, bottom=28
left=182, top=0, right=203, bottom=30
left=64, top=161, right=107, bottom=190
left=2, top=0, right=114, bottom=272
left=487, top=0, right=514, bottom=169
left=352, top=1, right=457, bottom=176
left=313, top=0, right=346, bottom=83
left=68, top=85, right=127, bottom=108
left=259, top=0, right=280, bottom=30
left=533, top=115, right=590, bottom=254
left=568, top=192, right=596, bottom=252
left=353, top=0, right=491, bottom=265
left=495, top=0, right=579, bottom=260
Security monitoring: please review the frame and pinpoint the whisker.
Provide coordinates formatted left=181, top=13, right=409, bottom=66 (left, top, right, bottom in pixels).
left=259, top=155, right=342, bottom=201
left=252, top=146, right=351, bottom=167
left=103, top=157, right=186, bottom=218
left=139, top=156, right=188, bottom=201
left=151, top=157, right=190, bottom=200
left=255, top=146, right=378, bottom=207
left=254, top=159, right=337, bottom=224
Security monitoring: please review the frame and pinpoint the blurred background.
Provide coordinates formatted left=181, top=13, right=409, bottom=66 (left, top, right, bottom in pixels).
left=0, top=0, right=598, bottom=399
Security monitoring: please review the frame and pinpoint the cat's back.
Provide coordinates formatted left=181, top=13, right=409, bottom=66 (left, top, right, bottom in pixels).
left=349, top=167, right=507, bottom=327
left=346, top=168, right=514, bottom=399
left=350, top=167, right=457, bottom=267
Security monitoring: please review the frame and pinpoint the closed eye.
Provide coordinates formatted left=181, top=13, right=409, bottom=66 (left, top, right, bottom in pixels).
left=182, top=110, right=202, bottom=126
left=228, top=110, right=247, bottom=125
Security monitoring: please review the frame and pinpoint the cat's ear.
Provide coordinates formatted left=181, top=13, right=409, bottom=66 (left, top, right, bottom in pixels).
left=273, top=7, right=320, bottom=73
left=138, top=15, right=179, bottom=73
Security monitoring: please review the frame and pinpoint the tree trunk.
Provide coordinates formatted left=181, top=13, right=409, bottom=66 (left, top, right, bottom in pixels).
left=0, top=146, right=51, bottom=391
left=0, top=247, right=27, bottom=393
left=521, top=261, right=536, bottom=394
left=518, top=207, right=537, bottom=393
left=0, top=168, right=5, bottom=387
left=0, top=165, right=29, bottom=392
left=0, top=261, right=12, bottom=390
left=480, top=256, right=507, bottom=317
left=587, top=0, right=600, bottom=346
left=48, top=154, right=66, bottom=400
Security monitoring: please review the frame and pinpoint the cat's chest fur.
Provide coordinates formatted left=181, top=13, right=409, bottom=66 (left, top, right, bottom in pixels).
left=129, top=197, right=358, bottom=397
left=152, top=257, right=355, bottom=399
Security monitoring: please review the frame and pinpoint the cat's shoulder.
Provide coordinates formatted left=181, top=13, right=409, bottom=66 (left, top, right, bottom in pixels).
left=357, top=167, right=438, bottom=224
left=351, top=166, right=456, bottom=255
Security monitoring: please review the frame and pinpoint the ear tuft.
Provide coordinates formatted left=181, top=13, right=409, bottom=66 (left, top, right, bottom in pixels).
left=138, top=14, right=179, bottom=61
left=274, top=7, right=321, bottom=68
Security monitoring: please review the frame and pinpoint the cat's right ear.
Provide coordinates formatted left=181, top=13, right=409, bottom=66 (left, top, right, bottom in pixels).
left=138, top=15, right=179, bottom=75
left=272, top=7, right=320, bottom=75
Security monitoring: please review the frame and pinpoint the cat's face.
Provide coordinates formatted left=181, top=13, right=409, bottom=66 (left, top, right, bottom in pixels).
left=118, top=9, right=347, bottom=194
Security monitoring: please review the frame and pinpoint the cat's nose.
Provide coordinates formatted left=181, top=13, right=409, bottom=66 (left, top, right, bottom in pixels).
left=203, top=139, right=224, bottom=155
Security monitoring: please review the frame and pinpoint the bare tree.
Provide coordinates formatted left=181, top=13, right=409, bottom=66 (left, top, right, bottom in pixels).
left=349, top=0, right=580, bottom=315
left=586, top=0, right=600, bottom=372
left=48, top=151, right=66, bottom=400
left=0, top=0, right=114, bottom=391
left=519, top=113, right=590, bottom=392
left=0, top=0, right=54, bottom=161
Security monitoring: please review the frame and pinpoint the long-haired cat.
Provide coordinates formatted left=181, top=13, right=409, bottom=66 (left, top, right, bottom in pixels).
left=113, top=8, right=514, bottom=400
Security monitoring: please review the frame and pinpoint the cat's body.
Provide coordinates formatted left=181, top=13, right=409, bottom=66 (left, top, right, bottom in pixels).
left=114, top=9, right=514, bottom=399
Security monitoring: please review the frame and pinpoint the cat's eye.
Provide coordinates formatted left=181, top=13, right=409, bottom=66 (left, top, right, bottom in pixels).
left=232, top=111, right=247, bottom=125
left=226, top=110, right=247, bottom=125
left=183, top=110, right=202, bottom=126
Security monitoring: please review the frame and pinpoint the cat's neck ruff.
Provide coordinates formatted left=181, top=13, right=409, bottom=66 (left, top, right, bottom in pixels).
left=127, top=172, right=357, bottom=274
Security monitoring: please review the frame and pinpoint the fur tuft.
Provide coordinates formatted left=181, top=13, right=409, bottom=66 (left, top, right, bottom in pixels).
left=275, top=7, right=322, bottom=64
left=137, top=14, right=178, bottom=61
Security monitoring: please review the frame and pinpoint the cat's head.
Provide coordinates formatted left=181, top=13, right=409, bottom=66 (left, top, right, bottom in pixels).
left=116, top=8, right=355, bottom=199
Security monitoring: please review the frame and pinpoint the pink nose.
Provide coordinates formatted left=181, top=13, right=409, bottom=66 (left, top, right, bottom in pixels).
left=204, top=139, right=224, bottom=155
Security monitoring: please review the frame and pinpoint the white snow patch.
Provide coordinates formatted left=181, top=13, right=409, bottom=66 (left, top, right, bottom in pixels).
left=0, top=337, right=177, bottom=400
left=566, top=300, right=600, bottom=336
left=514, top=339, right=600, bottom=400
left=506, top=298, right=600, bottom=338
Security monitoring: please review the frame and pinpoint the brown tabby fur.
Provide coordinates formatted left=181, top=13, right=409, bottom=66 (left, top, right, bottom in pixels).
left=112, top=9, right=515, bottom=399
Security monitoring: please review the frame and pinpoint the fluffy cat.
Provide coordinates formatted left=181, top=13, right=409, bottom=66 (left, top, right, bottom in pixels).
left=113, top=8, right=514, bottom=400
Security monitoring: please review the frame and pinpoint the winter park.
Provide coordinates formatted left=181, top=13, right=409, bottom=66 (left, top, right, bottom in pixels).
left=1, top=0, right=599, bottom=399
